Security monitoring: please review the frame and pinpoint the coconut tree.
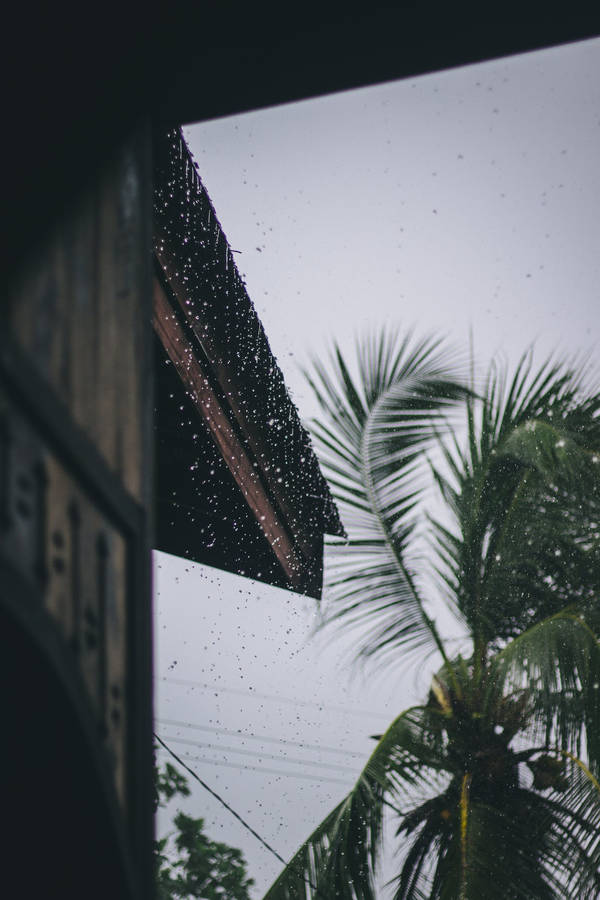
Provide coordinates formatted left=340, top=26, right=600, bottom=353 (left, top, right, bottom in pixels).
left=263, top=331, right=600, bottom=900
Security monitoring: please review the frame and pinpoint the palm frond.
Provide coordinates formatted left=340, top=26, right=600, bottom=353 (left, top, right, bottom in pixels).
left=305, top=330, right=469, bottom=666
left=394, top=766, right=600, bottom=900
left=490, top=609, right=600, bottom=775
left=292, top=337, right=600, bottom=899
left=394, top=780, right=560, bottom=899
left=263, top=707, right=451, bottom=900
left=430, top=352, right=600, bottom=646
left=458, top=789, right=578, bottom=899
left=525, top=755, right=600, bottom=899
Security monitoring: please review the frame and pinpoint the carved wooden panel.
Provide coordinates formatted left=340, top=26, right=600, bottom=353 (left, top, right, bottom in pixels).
left=3, top=125, right=153, bottom=898
left=0, top=385, right=129, bottom=808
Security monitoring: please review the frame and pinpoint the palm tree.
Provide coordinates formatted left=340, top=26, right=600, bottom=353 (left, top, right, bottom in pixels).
left=263, top=331, right=600, bottom=900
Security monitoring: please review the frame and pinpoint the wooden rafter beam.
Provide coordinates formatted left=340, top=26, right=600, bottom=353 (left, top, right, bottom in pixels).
left=152, top=277, right=308, bottom=591
left=152, top=241, right=326, bottom=561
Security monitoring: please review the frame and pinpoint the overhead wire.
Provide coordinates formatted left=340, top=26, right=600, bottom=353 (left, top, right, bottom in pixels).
left=155, top=734, right=290, bottom=866
left=155, top=740, right=353, bottom=786
left=156, top=733, right=335, bottom=898
left=156, top=716, right=367, bottom=758
left=158, top=675, right=393, bottom=720
left=160, top=732, right=359, bottom=774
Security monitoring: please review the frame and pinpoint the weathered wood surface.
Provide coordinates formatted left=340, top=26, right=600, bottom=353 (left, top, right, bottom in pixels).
left=8, top=143, right=148, bottom=503
left=0, top=384, right=129, bottom=809
left=2, top=128, right=153, bottom=891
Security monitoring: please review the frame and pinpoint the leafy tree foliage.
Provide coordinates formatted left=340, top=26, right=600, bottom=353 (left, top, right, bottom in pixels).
left=155, top=759, right=254, bottom=900
left=263, top=332, right=600, bottom=900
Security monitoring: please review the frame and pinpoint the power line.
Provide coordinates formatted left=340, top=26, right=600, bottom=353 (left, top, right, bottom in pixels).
left=158, top=675, right=392, bottom=720
left=154, top=734, right=289, bottom=867
left=161, top=733, right=359, bottom=774
left=156, top=734, right=332, bottom=899
left=156, top=741, right=352, bottom=786
left=156, top=717, right=367, bottom=759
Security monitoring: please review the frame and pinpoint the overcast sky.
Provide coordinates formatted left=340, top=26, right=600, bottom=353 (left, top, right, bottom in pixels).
left=155, top=36, right=600, bottom=897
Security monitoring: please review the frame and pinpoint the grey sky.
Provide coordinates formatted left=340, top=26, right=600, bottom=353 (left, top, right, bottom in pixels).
left=156, top=36, right=600, bottom=897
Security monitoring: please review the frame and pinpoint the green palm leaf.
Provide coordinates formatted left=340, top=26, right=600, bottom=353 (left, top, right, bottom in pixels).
left=490, top=609, right=600, bottom=774
left=283, top=335, right=600, bottom=899
left=305, top=330, right=469, bottom=667
left=543, top=756, right=600, bottom=898
left=456, top=787, right=598, bottom=899
left=430, top=352, right=600, bottom=646
left=393, top=758, right=600, bottom=899
left=263, top=707, right=451, bottom=900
